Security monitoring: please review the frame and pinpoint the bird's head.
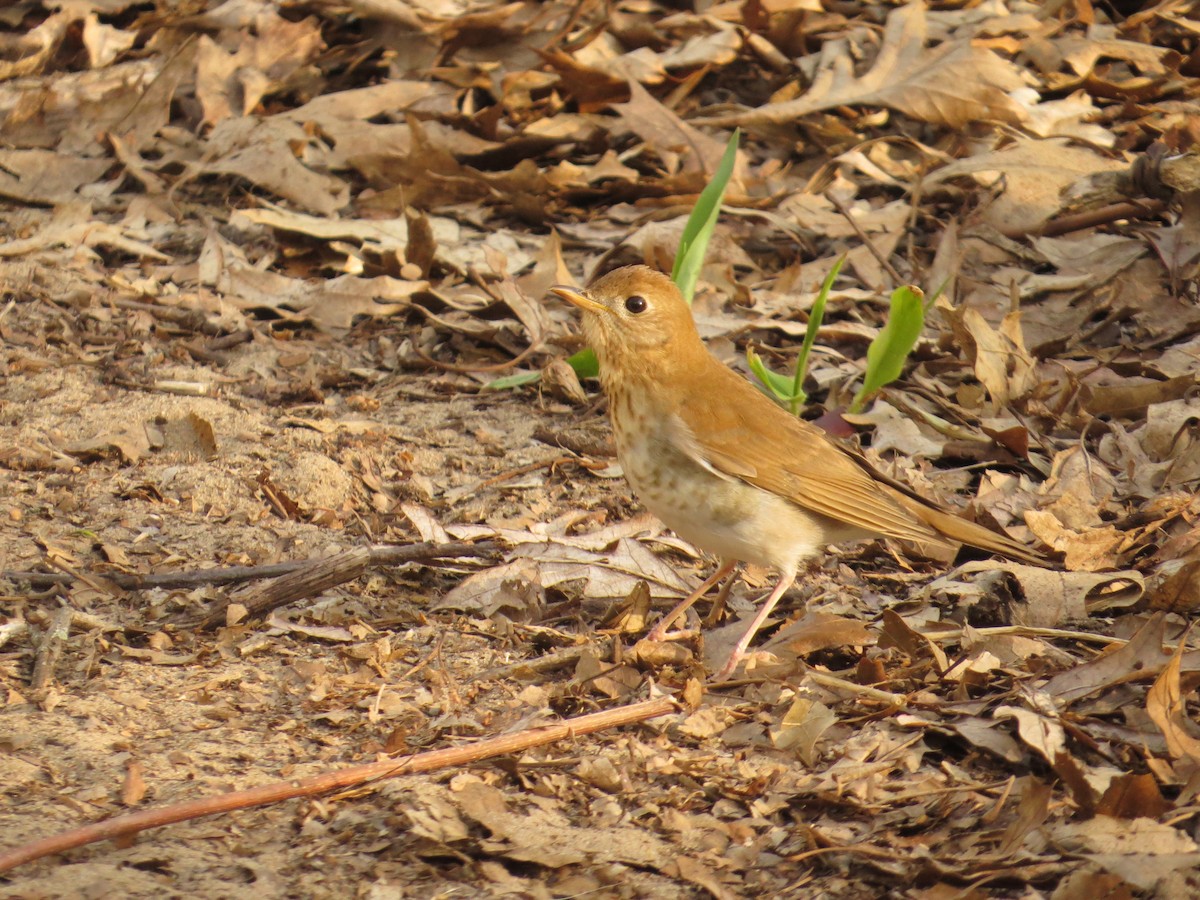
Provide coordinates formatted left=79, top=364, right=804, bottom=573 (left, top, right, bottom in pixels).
left=549, top=266, right=701, bottom=372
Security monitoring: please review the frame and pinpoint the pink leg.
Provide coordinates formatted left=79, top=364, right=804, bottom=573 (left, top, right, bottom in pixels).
left=713, top=570, right=797, bottom=681
left=646, top=559, right=738, bottom=642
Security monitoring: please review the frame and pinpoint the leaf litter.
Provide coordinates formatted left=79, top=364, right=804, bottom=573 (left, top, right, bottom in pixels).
left=1, top=0, right=1200, bottom=896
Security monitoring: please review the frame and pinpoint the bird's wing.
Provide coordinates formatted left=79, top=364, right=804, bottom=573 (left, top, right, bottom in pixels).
left=669, top=364, right=941, bottom=545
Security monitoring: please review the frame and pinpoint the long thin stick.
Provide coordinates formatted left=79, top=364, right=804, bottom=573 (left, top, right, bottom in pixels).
left=0, top=697, right=677, bottom=875
left=2, top=541, right=501, bottom=591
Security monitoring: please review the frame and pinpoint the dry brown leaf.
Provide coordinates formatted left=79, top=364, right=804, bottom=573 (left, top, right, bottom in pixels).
left=1080, top=373, right=1195, bottom=418
left=1049, top=871, right=1134, bottom=900
left=1095, top=773, right=1174, bottom=820
left=540, top=358, right=588, bottom=406
left=569, top=34, right=668, bottom=86
left=843, top=402, right=946, bottom=460
left=199, top=117, right=350, bottom=215
left=677, top=706, right=738, bottom=740
left=64, top=425, right=152, bottom=465
left=264, top=614, right=355, bottom=643
left=0, top=151, right=111, bottom=206
left=453, top=780, right=675, bottom=869
left=82, top=13, right=137, bottom=69
left=944, top=718, right=1023, bottom=764
left=438, top=528, right=692, bottom=616
left=402, top=784, right=471, bottom=844
left=0, top=56, right=171, bottom=150
left=675, top=855, right=737, bottom=900
left=614, top=80, right=732, bottom=177
left=488, top=274, right=550, bottom=352
left=994, top=704, right=1067, bottom=766
left=220, top=267, right=422, bottom=329
left=1147, top=550, right=1200, bottom=614
left=1042, top=614, right=1171, bottom=704
left=121, top=759, right=147, bottom=807
left=1146, top=628, right=1200, bottom=765
left=924, top=561, right=1142, bottom=628
left=1049, top=817, right=1199, bottom=888
left=232, top=204, right=460, bottom=257
left=959, top=308, right=1036, bottom=409
left=1017, top=90, right=1114, bottom=146
left=1023, top=512, right=1140, bottom=572
left=659, top=26, right=741, bottom=71
left=0, top=11, right=71, bottom=79
left=768, top=610, right=875, bottom=655
left=157, top=413, right=219, bottom=461
left=704, top=2, right=1025, bottom=130
left=542, top=49, right=631, bottom=111
left=998, top=777, right=1053, bottom=854
left=771, top=696, right=836, bottom=765
left=1144, top=398, right=1200, bottom=485
left=1057, top=32, right=1175, bottom=78
left=195, top=12, right=324, bottom=127
left=926, top=138, right=1125, bottom=235
left=878, top=609, right=949, bottom=671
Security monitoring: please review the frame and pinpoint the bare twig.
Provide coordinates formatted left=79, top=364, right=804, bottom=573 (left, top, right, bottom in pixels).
left=923, top=624, right=1124, bottom=646
left=3, top=541, right=502, bottom=592
left=803, top=669, right=909, bottom=708
left=1039, top=200, right=1165, bottom=237
left=187, top=541, right=504, bottom=629
left=30, top=607, right=74, bottom=693
left=0, top=696, right=678, bottom=875
left=193, top=548, right=372, bottom=628
left=107, top=298, right=220, bottom=335
left=445, top=455, right=577, bottom=502
left=479, top=637, right=615, bottom=680
left=413, top=343, right=539, bottom=374
left=532, top=425, right=614, bottom=459
left=826, top=192, right=905, bottom=286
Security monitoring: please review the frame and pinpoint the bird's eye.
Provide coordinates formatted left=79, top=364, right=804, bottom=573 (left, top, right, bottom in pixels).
left=625, top=295, right=648, bottom=314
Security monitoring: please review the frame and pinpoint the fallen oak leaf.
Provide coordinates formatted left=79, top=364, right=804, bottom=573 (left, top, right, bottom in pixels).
left=1041, top=613, right=1171, bottom=705
left=1146, top=624, right=1200, bottom=765
left=699, top=2, right=1025, bottom=131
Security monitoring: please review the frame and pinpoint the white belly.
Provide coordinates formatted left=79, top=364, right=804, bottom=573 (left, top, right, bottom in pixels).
left=618, top=428, right=833, bottom=574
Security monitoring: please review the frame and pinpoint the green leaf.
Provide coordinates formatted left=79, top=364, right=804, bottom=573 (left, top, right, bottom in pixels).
left=742, top=257, right=844, bottom=417
left=671, top=129, right=740, bottom=304
left=485, top=370, right=542, bottom=390
left=789, top=257, right=843, bottom=406
left=747, top=347, right=806, bottom=414
left=488, top=347, right=598, bottom=390
left=850, top=284, right=925, bottom=413
left=567, top=347, right=599, bottom=379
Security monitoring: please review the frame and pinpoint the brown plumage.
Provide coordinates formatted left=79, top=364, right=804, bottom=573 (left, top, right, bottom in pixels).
left=551, top=266, right=1042, bottom=679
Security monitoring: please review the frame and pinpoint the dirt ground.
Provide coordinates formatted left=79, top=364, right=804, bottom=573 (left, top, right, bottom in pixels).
left=0, top=301, right=903, bottom=899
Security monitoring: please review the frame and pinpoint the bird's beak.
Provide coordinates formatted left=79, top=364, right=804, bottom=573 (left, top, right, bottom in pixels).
left=550, top=284, right=607, bottom=315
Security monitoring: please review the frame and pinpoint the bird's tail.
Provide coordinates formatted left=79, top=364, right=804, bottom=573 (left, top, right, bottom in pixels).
left=898, top=495, right=1046, bottom=565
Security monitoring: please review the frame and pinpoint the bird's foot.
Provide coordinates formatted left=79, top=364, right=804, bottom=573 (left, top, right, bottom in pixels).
left=710, top=653, right=743, bottom=682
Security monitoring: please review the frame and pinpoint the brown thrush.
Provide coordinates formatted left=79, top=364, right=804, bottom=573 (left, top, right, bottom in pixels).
left=550, top=266, right=1040, bottom=679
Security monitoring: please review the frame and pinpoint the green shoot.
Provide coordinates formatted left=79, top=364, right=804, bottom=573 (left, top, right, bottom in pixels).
left=672, top=129, right=740, bottom=304
left=486, top=370, right=541, bottom=390
left=746, top=257, right=843, bottom=414
left=566, top=347, right=598, bottom=379
left=849, top=284, right=925, bottom=413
